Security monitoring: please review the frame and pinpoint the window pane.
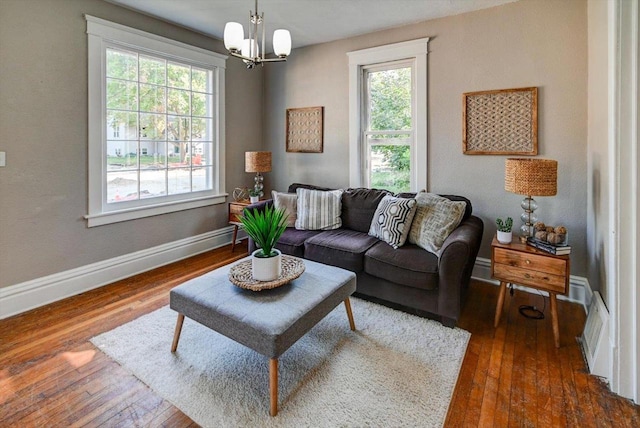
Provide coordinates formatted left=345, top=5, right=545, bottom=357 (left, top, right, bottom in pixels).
left=107, top=170, right=139, bottom=203
left=369, top=145, right=410, bottom=193
left=368, top=67, right=412, bottom=131
left=167, top=116, right=190, bottom=141
left=168, top=167, right=192, bottom=195
left=139, top=113, right=166, bottom=140
left=106, top=78, right=138, bottom=111
left=192, top=118, right=212, bottom=141
left=139, top=55, right=165, bottom=85
left=139, top=142, right=167, bottom=169
left=107, top=141, right=138, bottom=171
left=167, top=62, right=190, bottom=89
left=191, top=142, right=213, bottom=166
left=192, top=68, right=210, bottom=93
left=192, top=92, right=209, bottom=117
left=106, top=49, right=137, bottom=80
left=192, top=166, right=213, bottom=192
left=139, top=84, right=166, bottom=113
left=140, top=169, right=167, bottom=198
left=167, top=88, right=191, bottom=115
left=168, top=142, right=189, bottom=165
left=107, top=110, right=138, bottom=140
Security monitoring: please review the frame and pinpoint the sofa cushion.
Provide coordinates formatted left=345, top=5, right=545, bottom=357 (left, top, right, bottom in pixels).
left=272, top=191, right=297, bottom=227
left=364, top=242, right=439, bottom=291
left=368, top=195, right=417, bottom=248
left=408, top=192, right=467, bottom=255
left=304, top=229, right=379, bottom=272
left=397, top=192, right=473, bottom=222
left=341, top=187, right=393, bottom=232
left=276, top=228, right=322, bottom=257
left=295, top=188, right=344, bottom=230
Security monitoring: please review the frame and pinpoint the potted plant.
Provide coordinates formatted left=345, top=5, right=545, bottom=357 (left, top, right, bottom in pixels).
left=496, top=217, right=513, bottom=244
left=240, top=205, right=289, bottom=281
left=248, top=188, right=260, bottom=204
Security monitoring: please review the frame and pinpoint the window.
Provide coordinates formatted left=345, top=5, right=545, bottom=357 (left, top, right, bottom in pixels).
left=85, top=16, right=227, bottom=227
left=363, top=62, right=413, bottom=193
left=348, top=39, right=429, bottom=192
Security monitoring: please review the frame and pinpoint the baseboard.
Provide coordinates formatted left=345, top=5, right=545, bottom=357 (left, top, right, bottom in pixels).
left=472, top=256, right=591, bottom=311
left=0, top=226, right=242, bottom=320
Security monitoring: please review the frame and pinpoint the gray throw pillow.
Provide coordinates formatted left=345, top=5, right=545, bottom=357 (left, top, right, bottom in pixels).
left=295, top=188, right=344, bottom=230
left=408, top=192, right=466, bottom=255
left=368, top=195, right=417, bottom=249
left=272, top=191, right=297, bottom=227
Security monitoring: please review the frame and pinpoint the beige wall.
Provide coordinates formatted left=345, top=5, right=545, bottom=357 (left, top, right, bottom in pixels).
left=263, top=0, right=589, bottom=275
left=586, top=0, right=610, bottom=298
left=0, top=0, right=262, bottom=287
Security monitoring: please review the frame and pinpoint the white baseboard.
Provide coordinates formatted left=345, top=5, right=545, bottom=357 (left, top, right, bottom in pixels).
left=0, top=226, right=241, bottom=320
left=472, top=256, right=592, bottom=311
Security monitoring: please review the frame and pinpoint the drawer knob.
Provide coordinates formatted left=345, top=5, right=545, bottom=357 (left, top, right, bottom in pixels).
left=525, top=259, right=531, bottom=264
left=524, top=273, right=531, bottom=278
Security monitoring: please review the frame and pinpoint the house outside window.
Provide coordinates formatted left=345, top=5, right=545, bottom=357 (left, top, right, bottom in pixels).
left=348, top=39, right=429, bottom=192
left=85, top=16, right=227, bottom=227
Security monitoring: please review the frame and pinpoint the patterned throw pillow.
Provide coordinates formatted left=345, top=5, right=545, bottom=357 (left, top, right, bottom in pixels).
left=272, top=191, right=297, bottom=227
left=368, top=195, right=418, bottom=249
left=408, top=192, right=466, bottom=255
left=295, top=188, right=344, bottom=230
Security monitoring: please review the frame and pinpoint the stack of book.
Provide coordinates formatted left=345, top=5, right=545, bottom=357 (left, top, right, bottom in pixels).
left=526, top=237, right=571, bottom=255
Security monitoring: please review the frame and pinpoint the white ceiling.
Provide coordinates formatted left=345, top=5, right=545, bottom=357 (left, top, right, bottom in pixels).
left=108, top=0, right=518, bottom=51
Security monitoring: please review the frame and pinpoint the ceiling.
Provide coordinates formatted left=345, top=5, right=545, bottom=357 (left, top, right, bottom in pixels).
left=107, top=0, right=518, bottom=52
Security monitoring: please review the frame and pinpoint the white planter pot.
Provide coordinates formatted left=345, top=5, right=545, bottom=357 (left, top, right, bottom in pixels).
left=250, top=196, right=259, bottom=204
left=251, top=249, right=282, bottom=281
left=497, top=230, right=513, bottom=244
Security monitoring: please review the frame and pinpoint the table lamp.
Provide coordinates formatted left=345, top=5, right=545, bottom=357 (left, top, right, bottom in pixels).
left=245, top=151, right=272, bottom=197
left=505, top=158, right=557, bottom=241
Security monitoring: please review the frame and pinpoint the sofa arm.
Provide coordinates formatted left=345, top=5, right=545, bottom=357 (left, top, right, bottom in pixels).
left=437, top=216, right=484, bottom=323
left=245, top=199, right=274, bottom=253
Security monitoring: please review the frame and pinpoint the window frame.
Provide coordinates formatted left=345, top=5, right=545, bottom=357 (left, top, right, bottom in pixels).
left=85, top=15, right=227, bottom=227
left=348, top=38, right=429, bottom=191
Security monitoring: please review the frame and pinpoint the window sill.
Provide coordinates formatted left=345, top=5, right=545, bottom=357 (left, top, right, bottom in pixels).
left=85, top=194, right=227, bottom=227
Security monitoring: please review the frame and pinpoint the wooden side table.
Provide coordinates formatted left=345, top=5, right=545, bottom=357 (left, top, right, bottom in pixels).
left=229, top=200, right=251, bottom=252
left=491, top=236, right=570, bottom=348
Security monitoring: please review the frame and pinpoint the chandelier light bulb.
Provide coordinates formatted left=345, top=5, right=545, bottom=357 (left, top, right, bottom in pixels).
left=223, top=22, right=244, bottom=51
left=273, top=29, right=291, bottom=57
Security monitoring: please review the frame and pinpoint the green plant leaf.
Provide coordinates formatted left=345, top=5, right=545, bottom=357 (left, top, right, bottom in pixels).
left=239, top=205, right=289, bottom=257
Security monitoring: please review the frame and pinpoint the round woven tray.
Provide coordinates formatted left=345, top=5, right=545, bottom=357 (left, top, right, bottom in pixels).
left=228, top=255, right=305, bottom=291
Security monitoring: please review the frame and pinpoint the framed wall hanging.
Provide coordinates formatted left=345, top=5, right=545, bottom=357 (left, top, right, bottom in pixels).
left=462, top=87, right=538, bottom=155
left=286, top=106, right=324, bottom=153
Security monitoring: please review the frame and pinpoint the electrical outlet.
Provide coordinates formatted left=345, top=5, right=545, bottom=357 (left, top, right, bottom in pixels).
left=0, top=151, right=5, bottom=167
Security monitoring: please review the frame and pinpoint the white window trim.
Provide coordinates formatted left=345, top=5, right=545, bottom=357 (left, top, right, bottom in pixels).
left=348, top=38, right=429, bottom=191
left=84, top=15, right=227, bottom=227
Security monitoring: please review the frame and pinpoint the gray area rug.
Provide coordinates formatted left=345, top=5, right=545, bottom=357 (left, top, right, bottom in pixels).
left=91, top=298, right=470, bottom=427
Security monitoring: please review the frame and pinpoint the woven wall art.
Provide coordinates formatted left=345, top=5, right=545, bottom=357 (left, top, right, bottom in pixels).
left=462, top=87, right=538, bottom=155
left=286, top=106, right=324, bottom=153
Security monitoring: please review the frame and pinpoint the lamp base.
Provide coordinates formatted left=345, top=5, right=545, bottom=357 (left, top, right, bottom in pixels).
left=253, top=173, right=264, bottom=197
left=519, top=196, right=538, bottom=240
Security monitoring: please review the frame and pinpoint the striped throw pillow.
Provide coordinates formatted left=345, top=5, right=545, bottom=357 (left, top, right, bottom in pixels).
left=295, top=188, right=344, bottom=230
left=368, top=195, right=418, bottom=248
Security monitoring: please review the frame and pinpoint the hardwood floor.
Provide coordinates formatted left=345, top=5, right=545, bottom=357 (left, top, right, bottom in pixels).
left=1, top=242, right=638, bottom=427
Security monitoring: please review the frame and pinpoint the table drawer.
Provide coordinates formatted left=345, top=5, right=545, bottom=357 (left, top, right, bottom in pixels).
left=493, top=262, right=567, bottom=294
left=229, top=203, right=247, bottom=223
left=493, top=247, right=566, bottom=276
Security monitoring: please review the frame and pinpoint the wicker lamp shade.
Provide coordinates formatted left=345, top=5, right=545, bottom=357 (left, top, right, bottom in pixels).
left=505, top=158, right=557, bottom=196
left=245, top=151, right=272, bottom=173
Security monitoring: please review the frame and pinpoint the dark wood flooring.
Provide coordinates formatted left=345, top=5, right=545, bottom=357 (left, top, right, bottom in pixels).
left=1, top=241, right=638, bottom=426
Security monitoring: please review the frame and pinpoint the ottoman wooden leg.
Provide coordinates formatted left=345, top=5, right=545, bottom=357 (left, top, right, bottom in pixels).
left=344, top=298, right=356, bottom=331
left=269, top=358, right=278, bottom=416
left=171, top=313, right=185, bottom=352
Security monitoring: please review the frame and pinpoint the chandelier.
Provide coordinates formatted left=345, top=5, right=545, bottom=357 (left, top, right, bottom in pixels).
left=223, top=0, right=292, bottom=69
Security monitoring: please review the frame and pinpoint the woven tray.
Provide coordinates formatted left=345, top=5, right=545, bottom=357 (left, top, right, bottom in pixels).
left=228, top=255, right=305, bottom=291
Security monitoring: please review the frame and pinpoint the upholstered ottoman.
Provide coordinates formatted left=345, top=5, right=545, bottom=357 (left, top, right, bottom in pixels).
left=169, top=257, right=357, bottom=416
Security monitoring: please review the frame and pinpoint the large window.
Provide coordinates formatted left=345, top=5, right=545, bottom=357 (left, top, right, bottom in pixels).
left=85, top=16, right=226, bottom=227
left=363, top=62, right=413, bottom=193
left=348, top=39, right=429, bottom=192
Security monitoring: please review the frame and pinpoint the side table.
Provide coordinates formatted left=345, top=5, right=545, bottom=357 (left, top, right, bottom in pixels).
left=491, top=236, right=570, bottom=348
left=228, top=200, right=251, bottom=252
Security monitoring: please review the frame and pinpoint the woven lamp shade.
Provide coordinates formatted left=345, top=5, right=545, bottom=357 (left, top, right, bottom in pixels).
left=505, top=158, right=557, bottom=196
left=245, top=151, right=272, bottom=173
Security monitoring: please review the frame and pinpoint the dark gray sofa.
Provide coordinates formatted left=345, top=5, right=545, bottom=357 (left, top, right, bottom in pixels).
left=247, top=183, right=484, bottom=327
